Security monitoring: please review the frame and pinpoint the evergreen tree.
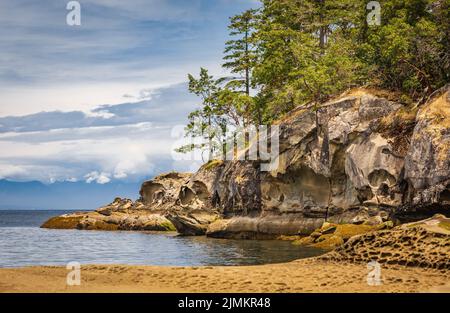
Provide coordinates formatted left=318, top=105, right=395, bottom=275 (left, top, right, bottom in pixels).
left=176, top=68, right=222, bottom=161
left=253, top=0, right=363, bottom=119
left=176, top=0, right=449, bottom=158
left=223, top=9, right=262, bottom=127
left=223, top=9, right=258, bottom=96
left=358, top=0, right=449, bottom=99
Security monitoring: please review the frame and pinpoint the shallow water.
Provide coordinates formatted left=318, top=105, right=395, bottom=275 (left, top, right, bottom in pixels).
left=0, top=210, right=324, bottom=268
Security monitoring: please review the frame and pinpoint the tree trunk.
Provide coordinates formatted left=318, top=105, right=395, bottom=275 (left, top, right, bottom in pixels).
left=245, top=29, right=250, bottom=96
left=319, top=26, right=326, bottom=52
left=208, top=116, right=213, bottom=161
left=319, top=0, right=326, bottom=54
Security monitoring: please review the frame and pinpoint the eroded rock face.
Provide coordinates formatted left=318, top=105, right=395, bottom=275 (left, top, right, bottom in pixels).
left=140, top=172, right=191, bottom=208
left=96, top=197, right=134, bottom=216
left=166, top=210, right=219, bottom=236
left=163, top=164, right=223, bottom=235
left=42, top=175, right=187, bottom=231
left=404, top=88, right=450, bottom=208
left=202, top=93, right=408, bottom=238
left=321, top=215, right=450, bottom=269
left=213, top=161, right=261, bottom=215
left=206, top=215, right=324, bottom=239
left=291, top=219, right=393, bottom=250
left=42, top=88, right=450, bottom=238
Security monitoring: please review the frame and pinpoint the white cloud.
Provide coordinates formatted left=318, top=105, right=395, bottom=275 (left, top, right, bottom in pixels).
left=0, top=164, right=28, bottom=179
left=84, top=109, right=115, bottom=120
left=85, top=171, right=111, bottom=184
left=0, top=0, right=254, bottom=116
left=0, top=123, right=174, bottom=183
left=0, top=83, right=197, bottom=183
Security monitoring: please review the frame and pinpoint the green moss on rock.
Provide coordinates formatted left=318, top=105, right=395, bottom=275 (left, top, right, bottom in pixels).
left=312, top=235, right=345, bottom=250
left=292, top=222, right=384, bottom=250
left=41, top=215, right=83, bottom=229
left=84, top=221, right=119, bottom=231
left=160, top=221, right=177, bottom=231
left=333, top=224, right=379, bottom=240
left=292, top=236, right=315, bottom=246
left=439, top=221, right=450, bottom=231
left=201, top=160, right=223, bottom=171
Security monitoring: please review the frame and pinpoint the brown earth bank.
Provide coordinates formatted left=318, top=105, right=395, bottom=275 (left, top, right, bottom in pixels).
left=1, top=259, right=448, bottom=293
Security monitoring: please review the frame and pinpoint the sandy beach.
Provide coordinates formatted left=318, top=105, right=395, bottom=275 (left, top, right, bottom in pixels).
left=1, top=258, right=449, bottom=293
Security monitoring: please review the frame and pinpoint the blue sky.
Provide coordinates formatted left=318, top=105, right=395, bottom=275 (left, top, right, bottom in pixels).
left=0, top=0, right=259, bottom=184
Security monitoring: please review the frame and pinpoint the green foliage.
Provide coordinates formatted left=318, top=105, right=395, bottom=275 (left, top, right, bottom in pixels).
left=358, top=0, right=449, bottom=97
left=177, top=0, right=449, bottom=155
left=201, top=159, right=224, bottom=171
left=175, top=68, right=223, bottom=160
left=223, top=9, right=258, bottom=95
left=177, top=69, right=256, bottom=159
left=253, top=0, right=365, bottom=120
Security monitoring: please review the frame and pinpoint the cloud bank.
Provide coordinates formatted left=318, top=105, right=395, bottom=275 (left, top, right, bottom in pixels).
left=0, top=0, right=259, bottom=184
left=0, top=83, right=198, bottom=183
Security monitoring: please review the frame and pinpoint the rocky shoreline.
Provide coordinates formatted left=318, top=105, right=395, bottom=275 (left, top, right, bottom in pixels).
left=41, top=197, right=176, bottom=232
left=41, top=87, right=450, bottom=270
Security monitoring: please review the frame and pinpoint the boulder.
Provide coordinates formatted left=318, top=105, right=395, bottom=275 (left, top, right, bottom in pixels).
left=166, top=210, right=219, bottom=236
left=363, top=215, right=384, bottom=226
left=96, top=198, right=133, bottom=216
left=139, top=172, right=191, bottom=208
left=41, top=213, right=85, bottom=229
left=206, top=214, right=324, bottom=239
left=313, top=235, right=345, bottom=250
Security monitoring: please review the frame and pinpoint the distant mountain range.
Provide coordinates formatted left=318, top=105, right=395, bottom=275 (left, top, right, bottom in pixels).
left=0, top=180, right=142, bottom=210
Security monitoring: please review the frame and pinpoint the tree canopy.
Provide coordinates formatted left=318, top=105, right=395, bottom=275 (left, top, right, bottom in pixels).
left=178, top=0, right=449, bottom=158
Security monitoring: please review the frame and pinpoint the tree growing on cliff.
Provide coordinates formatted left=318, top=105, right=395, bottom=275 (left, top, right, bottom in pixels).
left=223, top=9, right=258, bottom=96
left=357, top=0, right=449, bottom=100
left=176, top=69, right=251, bottom=160
left=252, top=0, right=364, bottom=120
left=175, top=68, right=223, bottom=161
left=177, top=0, right=450, bottom=159
left=222, top=9, right=262, bottom=127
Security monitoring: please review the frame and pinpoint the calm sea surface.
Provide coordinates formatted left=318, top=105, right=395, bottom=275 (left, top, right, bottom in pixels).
left=0, top=210, right=324, bottom=268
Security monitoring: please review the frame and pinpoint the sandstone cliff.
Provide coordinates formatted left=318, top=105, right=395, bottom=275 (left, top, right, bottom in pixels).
left=42, top=86, right=450, bottom=240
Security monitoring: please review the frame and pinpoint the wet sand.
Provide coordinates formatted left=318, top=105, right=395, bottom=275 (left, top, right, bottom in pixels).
left=1, top=258, right=449, bottom=293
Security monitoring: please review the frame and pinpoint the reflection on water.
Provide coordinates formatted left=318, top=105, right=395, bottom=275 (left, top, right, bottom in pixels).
left=0, top=211, right=324, bottom=268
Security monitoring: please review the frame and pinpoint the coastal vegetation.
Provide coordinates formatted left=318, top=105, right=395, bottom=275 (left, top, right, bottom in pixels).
left=178, top=0, right=449, bottom=156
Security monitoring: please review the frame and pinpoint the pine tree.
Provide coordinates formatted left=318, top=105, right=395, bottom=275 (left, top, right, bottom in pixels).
left=358, top=0, right=449, bottom=99
left=223, top=9, right=258, bottom=96
left=176, top=68, right=222, bottom=161
left=253, top=0, right=363, bottom=119
left=222, top=9, right=261, bottom=127
left=177, top=0, right=449, bottom=159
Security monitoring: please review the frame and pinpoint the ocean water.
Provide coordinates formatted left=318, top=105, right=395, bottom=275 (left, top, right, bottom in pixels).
left=0, top=210, right=324, bottom=268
